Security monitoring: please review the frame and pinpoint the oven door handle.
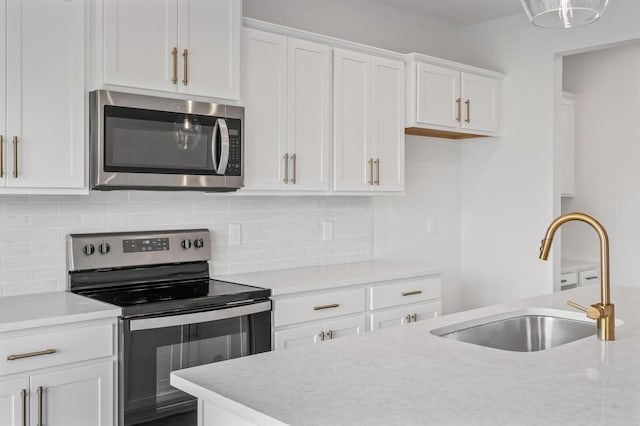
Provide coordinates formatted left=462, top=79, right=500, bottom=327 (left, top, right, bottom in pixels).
left=212, top=118, right=230, bottom=175
left=129, top=300, right=271, bottom=331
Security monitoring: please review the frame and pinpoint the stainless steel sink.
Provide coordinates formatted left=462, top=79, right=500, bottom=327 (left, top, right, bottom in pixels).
left=431, top=310, right=596, bottom=352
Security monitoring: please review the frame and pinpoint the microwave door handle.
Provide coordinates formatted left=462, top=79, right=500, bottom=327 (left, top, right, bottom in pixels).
left=212, top=118, right=230, bottom=174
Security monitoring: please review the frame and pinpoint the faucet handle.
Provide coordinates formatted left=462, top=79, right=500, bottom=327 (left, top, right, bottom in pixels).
left=567, top=300, right=603, bottom=320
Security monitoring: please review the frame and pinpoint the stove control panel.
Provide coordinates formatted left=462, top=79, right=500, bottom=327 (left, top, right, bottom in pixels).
left=67, top=229, right=211, bottom=271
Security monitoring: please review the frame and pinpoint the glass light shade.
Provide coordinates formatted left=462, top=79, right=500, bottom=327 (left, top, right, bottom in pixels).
left=521, top=0, right=609, bottom=28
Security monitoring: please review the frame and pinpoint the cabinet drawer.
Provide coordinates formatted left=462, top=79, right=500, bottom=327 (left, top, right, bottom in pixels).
left=273, top=288, right=365, bottom=327
left=0, top=323, right=113, bottom=376
left=369, top=276, right=441, bottom=310
left=560, top=272, right=577, bottom=286
left=579, top=268, right=600, bottom=287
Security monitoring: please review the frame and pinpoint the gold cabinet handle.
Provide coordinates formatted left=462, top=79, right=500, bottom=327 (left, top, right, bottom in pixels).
left=402, top=290, right=423, bottom=297
left=0, top=135, right=4, bottom=178
left=368, top=158, right=374, bottom=185
left=456, top=98, right=462, bottom=122
left=37, top=386, right=43, bottom=426
left=283, top=153, right=289, bottom=183
left=171, top=47, right=178, bottom=84
left=318, top=331, right=325, bottom=342
left=21, top=389, right=27, bottom=426
left=12, top=136, right=18, bottom=178
left=7, top=348, right=57, bottom=361
left=465, top=99, right=471, bottom=123
left=291, top=153, right=297, bottom=184
left=182, top=49, right=189, bottom=85
left=313, top=303, right=339, bottom=311
left=374, top=158, right=380, bottom=186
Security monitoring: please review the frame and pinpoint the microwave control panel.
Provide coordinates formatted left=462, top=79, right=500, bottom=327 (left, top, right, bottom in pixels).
left=225, top=118, right=242, bottom=176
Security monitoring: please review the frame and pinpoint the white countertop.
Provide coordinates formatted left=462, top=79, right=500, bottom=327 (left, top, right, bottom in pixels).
left=0, top=292, right=121, bottom=333
left=171, top=285, right=640, bottom=426
left=562, top=259, right=599, bottom=274
left=215, top=260, right=443, bottom=296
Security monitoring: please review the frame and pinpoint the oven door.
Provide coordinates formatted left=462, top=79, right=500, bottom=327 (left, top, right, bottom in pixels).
left=120, top=301, right=271, bottom=426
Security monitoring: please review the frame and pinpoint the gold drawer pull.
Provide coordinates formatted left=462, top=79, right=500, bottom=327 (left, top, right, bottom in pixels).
left=314, top=303, right=340, bottom=311
left=402, top=290, right=423, bottom=297
left=7, top=348, right=57, bottom=361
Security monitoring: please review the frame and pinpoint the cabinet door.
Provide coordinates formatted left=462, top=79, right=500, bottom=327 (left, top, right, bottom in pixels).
left=177, top=0, right=240, bottom=99
left=559, top=93, right=576, bottom=196
left=0, top=378, right=28, bottom=426
left=30, top=362, right=114, bottom=426
left=323, top=316, right=366, bottom=340
left=242, top=28, right=288, bottom=190
left=416, top=63, right=460, bottom=129
left=460, top=72, right=499, bottom=133
left=333, top=48, right=372, bottom=191
left=370, top=302, right=441, bottom=331
left=103, top=0, right=178, bottom=92
left=5, top=0, right=85, bottom=190
left=287, top=38, right=331, bottom=191
left=372, top=57, right=404, bottom=192
left=274, top=324, right=324, bottom=351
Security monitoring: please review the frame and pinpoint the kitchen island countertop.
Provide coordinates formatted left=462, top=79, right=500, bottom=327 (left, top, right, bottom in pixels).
left=171, top=286, right=640, bottom=425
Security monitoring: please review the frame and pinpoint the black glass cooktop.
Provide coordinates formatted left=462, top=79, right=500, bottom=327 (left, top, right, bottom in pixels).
left=79, top=279, right=270, bottom=318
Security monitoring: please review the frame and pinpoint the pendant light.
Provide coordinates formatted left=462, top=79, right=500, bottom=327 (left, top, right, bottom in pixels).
left=521, top=0, right=609, bottom=28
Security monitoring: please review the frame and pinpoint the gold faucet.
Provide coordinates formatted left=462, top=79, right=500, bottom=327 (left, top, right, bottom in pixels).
left=539, top=212, right=615, bottom=341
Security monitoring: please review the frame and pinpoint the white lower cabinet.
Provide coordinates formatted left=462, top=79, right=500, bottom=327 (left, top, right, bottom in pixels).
left=274, top=316, right=366, bottom=350
left=0, top=319, right=116, bottom=426
left=272, top=274, right=442, bottom=351
left=370, top=302, right=441, bottom=331
left=0, top=377, right=28, bottom=426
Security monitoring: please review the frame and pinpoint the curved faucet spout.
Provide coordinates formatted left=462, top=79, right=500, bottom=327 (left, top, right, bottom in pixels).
left=539, top=212, right=614, bottom=340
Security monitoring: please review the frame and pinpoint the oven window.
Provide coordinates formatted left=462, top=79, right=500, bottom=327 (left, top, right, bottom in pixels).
left=123, top=316, right=250, bottom=426
left=104, top=106, right=217, bottom=175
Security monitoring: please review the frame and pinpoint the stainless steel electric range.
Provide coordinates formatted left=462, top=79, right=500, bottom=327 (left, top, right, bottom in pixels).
left=67, top=229, right=271, bottom=426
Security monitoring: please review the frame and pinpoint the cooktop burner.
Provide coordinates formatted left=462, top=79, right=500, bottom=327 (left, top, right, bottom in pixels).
left=77, top=279, right=270, bottom=318
left=113, top=292, right=174, bottom=305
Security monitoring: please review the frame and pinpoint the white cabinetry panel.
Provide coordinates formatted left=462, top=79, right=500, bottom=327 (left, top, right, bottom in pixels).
left=3, top=0, right=85, bottom=190
left=0, top=378, right=27, bottom=426
left=370, top=301, right=441, bottom=331
left=243, top=28, right=330, bottom=191
left=102, top=0, right=240, bottom=99
left=30, top=362, right=113, bottom=426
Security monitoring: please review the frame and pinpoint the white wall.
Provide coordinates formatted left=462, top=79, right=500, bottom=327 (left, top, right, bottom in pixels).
left=561, top=42, right=640, bottom=287
left=373, top=137, right=461, bottom=313
left=244, top=0, right=464, bottom=60
left=457, top=0, right=640, bottom=309
left=0, top=192, right=372, bottom=297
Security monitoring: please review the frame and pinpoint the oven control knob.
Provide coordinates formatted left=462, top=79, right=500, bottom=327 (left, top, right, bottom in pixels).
left=83, top=244, right=95, bottom=256
left=181, top=239, right=192, bottom=249
left=194, top=238, right=204, bottom=249
left=99, top=243, right=111, bottom=255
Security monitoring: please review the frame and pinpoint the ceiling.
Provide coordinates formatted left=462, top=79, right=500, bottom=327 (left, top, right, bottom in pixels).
left=371, top=0, right=525, bottom=26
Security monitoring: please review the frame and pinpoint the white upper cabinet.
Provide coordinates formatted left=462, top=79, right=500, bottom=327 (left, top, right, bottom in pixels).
left=0, top=0, right=85, bottom=193
left=406, top=54, right=501, bottom=139
left=334, top=48, right=404, bottom=192
left=102, top=0, right=241, bottom=100
left=243, top=27, right=330, bottom=191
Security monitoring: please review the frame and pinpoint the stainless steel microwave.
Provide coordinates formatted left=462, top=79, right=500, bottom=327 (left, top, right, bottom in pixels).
left=89, top=90, right=243, bottom=192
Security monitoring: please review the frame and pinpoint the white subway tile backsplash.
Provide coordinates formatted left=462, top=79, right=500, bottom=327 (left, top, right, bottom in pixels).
left=0, top=193, right=373, bottom=297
